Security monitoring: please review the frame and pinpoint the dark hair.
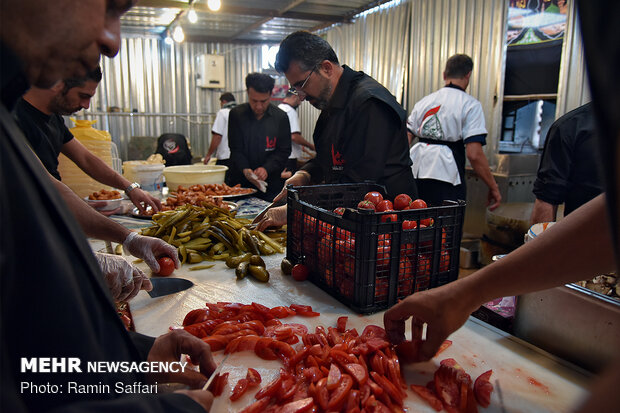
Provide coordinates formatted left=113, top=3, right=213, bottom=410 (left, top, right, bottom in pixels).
left=220, top=92, right=235, bottom=102
left=62, top=66, right=102, bottom=93
left=444, top=54, right=473, bottom=79
left=245, top=73, right=275, bottom=94
left=275, top=31, right=339, bottom=73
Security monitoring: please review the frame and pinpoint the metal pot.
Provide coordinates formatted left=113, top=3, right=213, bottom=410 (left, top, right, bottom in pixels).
left=485, top=202, right=533, bottom=248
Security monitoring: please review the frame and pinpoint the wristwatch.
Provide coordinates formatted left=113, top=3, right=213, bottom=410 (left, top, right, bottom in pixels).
left=124, top=182, right=141, bottom=194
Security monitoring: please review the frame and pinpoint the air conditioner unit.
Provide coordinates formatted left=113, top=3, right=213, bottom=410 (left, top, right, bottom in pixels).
left=196, top=54, right=225, bottom=89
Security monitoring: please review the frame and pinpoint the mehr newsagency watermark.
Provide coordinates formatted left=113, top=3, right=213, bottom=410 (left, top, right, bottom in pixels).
left=19, top=357, right=189, bottom=395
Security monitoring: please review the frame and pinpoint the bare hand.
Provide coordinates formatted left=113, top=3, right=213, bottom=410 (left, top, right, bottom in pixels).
left=383, top=284, right=474, bottom=363
left=256, top=205, right=288, bottom=231
left=272, top=171, right=310, bottom=203
left=203, top=156, right=211, bottom=165
left=487, top=187, right=502, bottom=211
left=253, top=167, right=268, bottom=181
left=146, top=329, right=217, bottom=388
left=128, top=188, right=162, bottom=214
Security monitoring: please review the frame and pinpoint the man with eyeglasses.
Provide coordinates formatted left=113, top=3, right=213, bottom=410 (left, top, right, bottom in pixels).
left=255, top=30, right=417, bottom=230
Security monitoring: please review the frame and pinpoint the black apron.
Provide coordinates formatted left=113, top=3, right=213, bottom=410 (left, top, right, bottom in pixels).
left=418, top=137, right=466, bottom=187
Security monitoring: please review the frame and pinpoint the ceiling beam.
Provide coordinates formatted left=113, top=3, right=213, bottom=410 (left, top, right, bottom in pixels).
left=135, top=0, right=346, bottom=23
left=184, top=34, right=281, bottom=45
left=229, top=0, right=308, bottom=40
left=309, top=0, right=390, bottom=32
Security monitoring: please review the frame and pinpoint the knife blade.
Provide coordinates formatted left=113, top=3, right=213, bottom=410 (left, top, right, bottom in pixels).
left=202, top=353, right=230, bottom=391
left=251, top=199, right=286, bottom=225
left=147, top=277, right=194, bottom=298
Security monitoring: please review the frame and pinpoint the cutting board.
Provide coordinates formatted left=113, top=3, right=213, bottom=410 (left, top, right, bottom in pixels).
left=129, top=253, right=591, bottom=412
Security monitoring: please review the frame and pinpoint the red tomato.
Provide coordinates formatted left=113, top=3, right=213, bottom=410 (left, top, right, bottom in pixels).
left=239, top=394, right=271, bottom=413
left=292, top=264, right=310, bottom=281
left=246, top=368, right=262, bottom=386
left=336, top=316, right=348, bottom=333
left=229, top=378, right=249, bottom=401
left=364, top=191, right=384, bottom=206
left=326, top=363, right=342, bottom=390
left=156, top=257, right=175, bottom=276
left=420, top=217, right=434, bottom=227
left=255, top=375, right=283, bottom=399
left=380, top=212, right=398, bottom=223
left=327, top=374, right=354, bottom=410
left=402, top=220, right=417, bottom=230
left=279, top=397, right=315, bottom=413
left=357, top=200, right=376, bottom=210
left=333, top=207, right=346, bottom=215
left=474, top=369, right=494, bottom=408
left=410, top=384, right=443, bottom=411
left=209, top=372, right=229, bottom=397
left=409, top=199, right=428, bottom=209
left=255, top=337, right=278, bottom=360
left=375, top=200, right=393, bottom=212
left=315, top=378, right=329, bottom=410
left=434, top=340, right=453, bottom=357
left=393, top=194, right=412, bottom=210
left=345, top=363, right=369, bottom=386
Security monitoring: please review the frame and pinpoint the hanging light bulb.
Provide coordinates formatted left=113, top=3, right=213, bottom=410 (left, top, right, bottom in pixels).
left=188, top=8, right=198, bottom=23
left=207, top=0, right=221, bottom=12
left=164, top=34, right=173, bottom=45
left=172, top=26, right=185, bottom=42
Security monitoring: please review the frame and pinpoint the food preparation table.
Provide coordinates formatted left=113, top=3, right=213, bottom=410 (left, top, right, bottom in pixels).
left=90, top=215, right=592, bottom=412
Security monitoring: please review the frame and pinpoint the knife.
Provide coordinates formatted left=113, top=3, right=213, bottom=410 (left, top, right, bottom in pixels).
left=251, top=199, right=286, bottom=225
left=147, top=277, right=194, bottom=298
left=202, top=353, right=230, bottom=391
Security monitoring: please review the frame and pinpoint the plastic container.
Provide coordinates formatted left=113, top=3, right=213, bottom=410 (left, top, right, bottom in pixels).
left=286, top=183, right=465, bottom=314
left=525, top=222, right=556, bottom=243
left=123, top=161, right=165, bottom=193
left=163, top=165, right=228, bottom=192
left=57, top=119, right=114, bottom=198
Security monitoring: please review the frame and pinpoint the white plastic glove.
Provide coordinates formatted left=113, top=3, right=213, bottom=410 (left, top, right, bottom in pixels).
left=243, top=169, right=268, bottom=193
left=256, top=205, right=288, bottom=232
left=123, top=232, right=180, bottom=273
left=94, top=252, right=153, bottom=301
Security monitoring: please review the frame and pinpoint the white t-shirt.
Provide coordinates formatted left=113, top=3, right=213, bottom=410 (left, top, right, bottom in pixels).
left=407, top=87, right=487, bottom=185
left=278, top=103, right=301, bottom=159
left=211, top=107, right=232, bottom=160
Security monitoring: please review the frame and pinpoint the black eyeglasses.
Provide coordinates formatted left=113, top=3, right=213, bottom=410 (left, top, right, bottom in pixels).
left=289, top=67, right=316, bottom=98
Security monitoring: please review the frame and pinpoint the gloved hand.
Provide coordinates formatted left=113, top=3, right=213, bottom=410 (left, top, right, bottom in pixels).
left=256, top=205, right=288, bottom=231
left=94, top=252, right=153, bottom=301
left=123, top=232, right=180, bottom=273
left=272, top=170, right=311, bottom=203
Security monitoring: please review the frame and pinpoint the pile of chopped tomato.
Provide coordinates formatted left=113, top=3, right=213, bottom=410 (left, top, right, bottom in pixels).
left=181, top=302, right=494, bottom=412
left=181, top=302, right=408, bottom=412
left=410, top=358, right=494, bottom=413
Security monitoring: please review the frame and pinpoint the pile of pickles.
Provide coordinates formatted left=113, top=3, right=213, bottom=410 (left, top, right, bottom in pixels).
left=141, top=205, right=285, bottom=275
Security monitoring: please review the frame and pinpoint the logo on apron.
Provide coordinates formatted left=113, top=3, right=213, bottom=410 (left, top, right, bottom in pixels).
left=163, top=139, right=180, bottom=154
left=266, top=136, right=277, bottom=151
left=331, top=144, right=345, bottom=171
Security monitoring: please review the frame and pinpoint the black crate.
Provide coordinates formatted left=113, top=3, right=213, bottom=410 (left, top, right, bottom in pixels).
left=286, top=183, right=465, bottom=314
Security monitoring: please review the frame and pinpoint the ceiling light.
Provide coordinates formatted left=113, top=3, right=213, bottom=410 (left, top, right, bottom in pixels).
left=164, top=35, right=173, bottom=45
left=207, top=0, right=221, bottom=12
left=188, top=8, right=198, bottom=23
left=173, top=26, right=185, bottom=43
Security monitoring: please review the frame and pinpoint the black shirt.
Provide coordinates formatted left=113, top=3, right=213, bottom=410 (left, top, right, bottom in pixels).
left=533, top=103, right=604, bottom=215
left=0, top=42, right=201, bottom=412
left=228, top=102, right=291, bottom=197
left=301, top=65, right=417, bottom=200
left=13, top=98, right=73, bottom=180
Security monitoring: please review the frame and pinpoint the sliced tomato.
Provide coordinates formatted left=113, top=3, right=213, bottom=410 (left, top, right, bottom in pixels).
left=269, top=306, right=294, bottom=319
left=370, top=353, right=385, bottom=375
left=270, top=339, right=296, bottom=365
left=344, top=363, right=368, bottom=386
left=209, top=372, right=229, bottom=397
left=225, top=335, right=260, bottom=354
left=360, top=325, right=388, bottom=341
left=434, top=360, right=463, bottom=409
left=279, top=397, right=315, bottom=413
left=287, top=323, right=309, bottom=336
left=255, top=375, right=283, bottom=400
left=411, top=384, right=443, bottom=411
left=255, top=337, right=278, bottom=360
left=473, top=369, right=493, bottom=408
left=327, top=373, right=354, bottom=410
left=230, top=378, right=249, bottom=401
left=369, top=371, right=403, bottom=406
left=303, top=366, right=324, bottom=383
left=239, top=396, right=271, bottom=413
left=346, top=389, right=360, bottom=411
left=182, top=308, right=209, bottom=326
left=202, top=335, right=228, bottom=352
left=366, top=377, right=384, bottom=397
left=279, top=375, right=298, bottom=401
left=434, top=340, right=453, bottom=357
left=336, top=316, right=348, bottom=333
left=246, top=367, right=262, bottom=386
left=326, top=363, right=342, bottom=390
left=315, top=378, right=329, bottom=410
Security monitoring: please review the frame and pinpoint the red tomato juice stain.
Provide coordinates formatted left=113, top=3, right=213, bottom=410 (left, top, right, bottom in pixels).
left=528, top=376, right=551, bottom=394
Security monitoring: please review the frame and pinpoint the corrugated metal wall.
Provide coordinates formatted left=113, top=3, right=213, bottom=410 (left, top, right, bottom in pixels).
left=84, top=38, right=263, bottom=160
left=406, top=0, right=508, bottom=160
left=556, top=0, right=590, bottom=118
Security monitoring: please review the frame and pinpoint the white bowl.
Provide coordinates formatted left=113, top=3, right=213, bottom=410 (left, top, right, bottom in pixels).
left=84, top=196, right=122, bottom=212
left=163, top=165, right=228, bottom=192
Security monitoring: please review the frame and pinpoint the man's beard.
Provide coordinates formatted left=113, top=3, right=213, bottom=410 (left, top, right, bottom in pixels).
left=307, top=81, right=332, bottom=110
left=49, top=95, right=79, bottom=115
